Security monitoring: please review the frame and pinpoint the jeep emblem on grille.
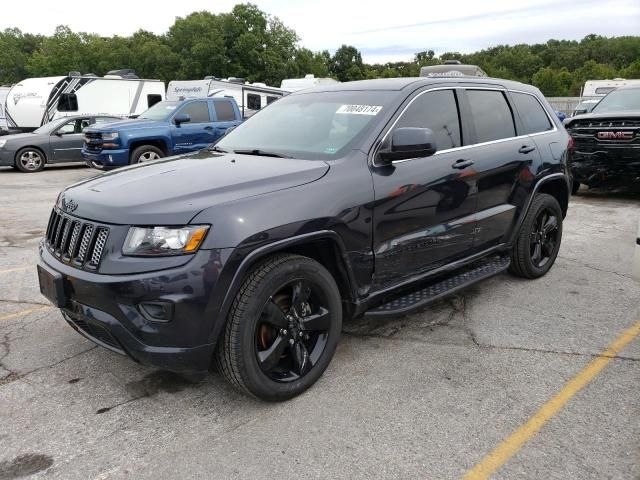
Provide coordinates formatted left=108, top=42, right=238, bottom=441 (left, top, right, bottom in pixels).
left=61, top=196, right=78, bottom=213
left=596, top=131, right=634, bottom=140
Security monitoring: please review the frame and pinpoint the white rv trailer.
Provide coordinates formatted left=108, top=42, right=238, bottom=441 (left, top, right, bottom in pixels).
left=0, top=86, right=10, bottom=133
left=166, top=77, right=288, bottom=118
left=582, top=78, right=640, bottom=97
left=280, top=74, right=339, bottom=92
left=5, top=71, right=165, bottom=131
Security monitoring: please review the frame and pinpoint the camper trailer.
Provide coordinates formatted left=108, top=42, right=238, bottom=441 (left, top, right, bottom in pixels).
left=582, top=78, right=640, bottom=97
left=166, top=77, right=287, bottom=118
left=280, top=74, right=338, bottom=92
left=420, top=60, right=487, bottom=78
left=0, top=86, right=10, bottom=134
left=5, top=71, right=165, bottom=132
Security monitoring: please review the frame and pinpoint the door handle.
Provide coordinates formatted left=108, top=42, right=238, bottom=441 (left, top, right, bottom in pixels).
left=204, top=126, right=214, bottom=130
left=518, top=145, right=536, bottom=154
left=452, top=159, right=474, bottom=169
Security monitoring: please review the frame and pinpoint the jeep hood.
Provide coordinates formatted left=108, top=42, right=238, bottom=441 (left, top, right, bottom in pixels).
left=60, top=150, right=330, bottom=225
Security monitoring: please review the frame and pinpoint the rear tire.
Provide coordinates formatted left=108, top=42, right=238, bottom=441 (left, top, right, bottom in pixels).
left=571, top=180, right=580, bottom=195
left=509, top=193, right=563, bottom=279
left=130, top=145, right=164, bottom=164
left=215, top=254, right=342, bottom=401
left=15, top=147, right=45, bottom=173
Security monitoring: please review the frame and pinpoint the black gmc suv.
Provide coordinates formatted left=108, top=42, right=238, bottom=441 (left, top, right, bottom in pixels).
left=565, top=85, right=640, bottom=192
left=38, top=77, right=571, bottom=401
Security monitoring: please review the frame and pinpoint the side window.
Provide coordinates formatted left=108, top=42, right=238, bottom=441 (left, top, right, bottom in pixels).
left=395, top=89, right=461, bottom=150
left=57, top=121, right=77, bottom=135
left=266, top=96, right=279, bottom=105
left=91, top=117, right=116, bottom=125
left=178, top=101, right=211, bottom=123
left=57, top=93, right=78, bottom=112
left=147, top=94, right=162, bottom=108
left=78, top=119, right=91, bottom=132
left=247, top=93, right=261, bottom=110
left=466, top=90, right=515, bottom=143
left=511, top=92, right=553, bottom=135
left=213, top=101, right=236, bottom=122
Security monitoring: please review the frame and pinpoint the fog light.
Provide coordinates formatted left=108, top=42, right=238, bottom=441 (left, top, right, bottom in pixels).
left=138, top=301, right=174, bottom=322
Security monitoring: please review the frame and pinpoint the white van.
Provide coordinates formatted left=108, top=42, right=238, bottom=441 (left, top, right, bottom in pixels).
left=5, top=71, right=165, bottom=131
left=166, top=77, right=288, bottom=118
left=280, top=74, right=339, bottom=92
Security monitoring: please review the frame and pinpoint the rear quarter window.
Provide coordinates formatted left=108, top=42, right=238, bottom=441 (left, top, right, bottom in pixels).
left=511, top=92, right=552, bottom=135
left=466, top=90, right=515, bottom=143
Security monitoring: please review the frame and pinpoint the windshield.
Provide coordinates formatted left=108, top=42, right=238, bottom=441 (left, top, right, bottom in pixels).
left=592, top=88, right=640, bottom=113
left=139, top=101, right=181, bottom=121
left=216, top=91, right=396, bottom=160
left=33, top=117, right=72, bottom=134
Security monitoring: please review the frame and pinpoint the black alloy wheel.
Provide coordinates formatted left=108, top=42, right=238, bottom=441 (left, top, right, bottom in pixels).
left=255, top=279, right=331, bottom=382
left=530, top=208, right=559, bottom=269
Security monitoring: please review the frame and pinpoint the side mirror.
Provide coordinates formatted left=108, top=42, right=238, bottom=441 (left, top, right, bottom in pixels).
left=378, top=127, right=437, bottom=165
left=55, top=131, right=63, bottom=137
left=174, top=113, right=191, bottom=125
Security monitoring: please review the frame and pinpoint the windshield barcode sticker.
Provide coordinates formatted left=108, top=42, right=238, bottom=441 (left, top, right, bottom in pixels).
left=336, top=105, right=383, bottom=115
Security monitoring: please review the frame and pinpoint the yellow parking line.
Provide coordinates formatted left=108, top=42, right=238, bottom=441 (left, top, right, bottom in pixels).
left=464, top=319, right=640, bottom=480
left=0, top=306, right=53, bottom=322
left=0, top=266, right=32, bottom=274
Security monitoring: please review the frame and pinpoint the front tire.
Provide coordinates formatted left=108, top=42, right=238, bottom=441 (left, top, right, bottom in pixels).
left=509, top=193, right=563, bottom=279
left=130, top=145, right=164, bottom=164
left=215, top=254, right=342, bottom=401
left=15, top=147, right=45, bottom=172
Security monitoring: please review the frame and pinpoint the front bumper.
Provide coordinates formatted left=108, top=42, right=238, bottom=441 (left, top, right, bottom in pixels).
left=0, top=149, right=16, bottom=166
left=571, top=146, right=640, bottom=188
left=82, top=148, right=130, bottom=167
left=39, top=245, right=233, bottom=373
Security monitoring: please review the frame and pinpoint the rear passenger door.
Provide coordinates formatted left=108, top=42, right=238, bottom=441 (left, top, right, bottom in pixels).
left=211, top=99, right=241, bottom=141
left=171, top=101, right=217, bottom=154
left=459, top=88, right=539, bottom=251
left=371, top=88, right=477, bottom=288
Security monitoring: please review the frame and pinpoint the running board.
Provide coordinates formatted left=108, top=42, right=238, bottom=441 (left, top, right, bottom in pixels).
left=364, top=256, right=510, bottom=318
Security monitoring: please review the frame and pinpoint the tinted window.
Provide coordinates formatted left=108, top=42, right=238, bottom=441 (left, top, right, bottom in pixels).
left=147, top=94, right=162, bottom=108
left=466, top=90, right=515, bottom=143
left=139, top=101, right=181, bottom=121
left=267, top=96, right=279, bottom=105
left=179, top=101, right=210, bottom=123
left=247, top=94, right=261, bottom=110
left=214, top=101, right=236, bottom=121
left=57, top=93, right=78, bottom=112
left=512, top=92, right=552, bottom=134
left=395, top=90, right=461, bottom=149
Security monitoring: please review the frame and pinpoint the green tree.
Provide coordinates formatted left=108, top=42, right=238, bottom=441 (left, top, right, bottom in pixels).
left=330, top=45, right=364, bottom=81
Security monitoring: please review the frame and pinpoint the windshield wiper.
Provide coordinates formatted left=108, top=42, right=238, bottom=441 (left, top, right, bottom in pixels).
left=208, top=145, right=228, bottom=153
left=233, top=149, right=291, bottom=158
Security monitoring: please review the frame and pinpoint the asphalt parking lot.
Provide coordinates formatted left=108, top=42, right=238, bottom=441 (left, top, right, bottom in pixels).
left=0, top=164, right=638, bottom=480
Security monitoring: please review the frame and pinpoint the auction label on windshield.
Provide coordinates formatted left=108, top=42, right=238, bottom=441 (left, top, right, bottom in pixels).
left=336, top=104, right=383, bottom=115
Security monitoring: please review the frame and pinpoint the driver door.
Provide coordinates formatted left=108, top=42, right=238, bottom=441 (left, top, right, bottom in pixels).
left=371, top=88, right=477, bottom=289
left=49, top=117, right=90, bottom=162
left=171, top=101, right=217, bottom=155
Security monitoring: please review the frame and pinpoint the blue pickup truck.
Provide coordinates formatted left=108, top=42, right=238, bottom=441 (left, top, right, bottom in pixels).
left=82, top=97, right=242, bottom=168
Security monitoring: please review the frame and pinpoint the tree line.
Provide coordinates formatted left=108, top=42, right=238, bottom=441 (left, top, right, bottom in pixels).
left=1, top=3, right=639, bottom=97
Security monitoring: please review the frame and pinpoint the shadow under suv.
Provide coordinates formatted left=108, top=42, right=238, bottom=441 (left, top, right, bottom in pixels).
left=38, top=77, right=571, bottom=401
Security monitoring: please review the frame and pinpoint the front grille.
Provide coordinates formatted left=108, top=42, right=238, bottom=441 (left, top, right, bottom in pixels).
left=45, top=209, right=109, bottom=270
left=569, top=119, right=640, bottom=129
left=84, top=132, right=103, bottom=153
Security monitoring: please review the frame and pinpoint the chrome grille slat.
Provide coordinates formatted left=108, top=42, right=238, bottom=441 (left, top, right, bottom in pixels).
left=43, top=209, right=109, bottom=271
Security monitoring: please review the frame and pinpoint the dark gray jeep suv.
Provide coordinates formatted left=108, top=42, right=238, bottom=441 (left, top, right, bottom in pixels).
left=38, top=77, right=571, bottom=401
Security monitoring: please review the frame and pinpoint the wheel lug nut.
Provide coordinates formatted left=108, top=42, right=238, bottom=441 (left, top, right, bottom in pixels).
left=289, top=338, right=295, bottom=345
left=281, top=329, right=288, bottom=336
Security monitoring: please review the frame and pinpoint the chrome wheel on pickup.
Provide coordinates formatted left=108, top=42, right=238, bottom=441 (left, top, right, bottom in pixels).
left=130, top=145, right=164, bottom=164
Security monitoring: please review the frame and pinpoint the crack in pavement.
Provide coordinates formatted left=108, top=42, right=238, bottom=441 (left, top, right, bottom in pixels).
left=557, top=256, right=632, bottom=280
left=0, top=345, right=98, bottom=387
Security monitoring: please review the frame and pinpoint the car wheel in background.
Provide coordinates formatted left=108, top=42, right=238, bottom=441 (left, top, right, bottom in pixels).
left=15, top=147, right=45, bottom=173
left=130, top=145, right=164, bottom=164
left=509, top=193, right=563, bottom=279
left=571, top=180, right=580, bottom=195
left=216, top=254, right=342, bottom=401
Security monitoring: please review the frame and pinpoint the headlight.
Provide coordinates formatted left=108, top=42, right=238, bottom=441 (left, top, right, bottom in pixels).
left=102, top=132, right=119, bottom=141
left=123, top=225, right=209, bottom=256
left=0, top=139, right=7, bottom=148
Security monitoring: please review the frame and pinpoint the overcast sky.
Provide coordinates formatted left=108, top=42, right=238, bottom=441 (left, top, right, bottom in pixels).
left=2, top=0, right=639, bottom=63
